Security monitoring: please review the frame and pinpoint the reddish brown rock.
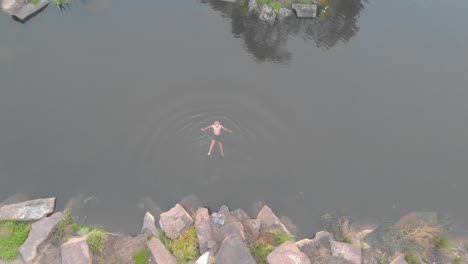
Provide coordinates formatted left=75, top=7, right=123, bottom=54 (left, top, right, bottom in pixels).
left=296, top=231, right=334, bottom=262
left=0, top=197, right=55, bottom=221
left=147, top=237, right=177, bottom=264
left=230, top=209, right=250, bottom=223
left=330, top=241, right=361, bottom=264
left=390, top=255, right=409, bottom=264
left=256, top=205, right=291, bottom=236
left=19, top=212, right=63, bottom=263
left=195, top=208, right=213, bottom=254
left=214, top=235, right=255, bottom=264
left=61, top=236, right=92, bottom=264
left=213, top=221, right=245, bottom=243
left=243, top=219, right=260, bottom=245
left=267, top=241, right=311, bottom=264
left=159, top=203, right=194, bottom=240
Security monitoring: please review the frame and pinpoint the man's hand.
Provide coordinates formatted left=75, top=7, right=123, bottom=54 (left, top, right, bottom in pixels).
left=200, top=128, right=206, bottom=131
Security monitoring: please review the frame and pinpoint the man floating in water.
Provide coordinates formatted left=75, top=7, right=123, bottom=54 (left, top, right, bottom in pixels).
left=201, top=121, right=232, bottom=157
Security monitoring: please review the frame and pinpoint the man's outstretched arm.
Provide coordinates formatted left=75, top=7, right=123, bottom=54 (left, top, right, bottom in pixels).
left=201, top=125, right=213, bottom=131
left=221, top=126, right=232, bottom=133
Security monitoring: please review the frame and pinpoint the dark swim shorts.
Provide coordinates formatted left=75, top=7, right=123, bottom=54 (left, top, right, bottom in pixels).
left=213, top=134, right=223, bottom=142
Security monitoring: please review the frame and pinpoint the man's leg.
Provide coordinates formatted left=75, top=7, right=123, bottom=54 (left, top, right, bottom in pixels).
left=208, top=139, right=215, bottom=155
left=218, top=142, right=224, bottom=157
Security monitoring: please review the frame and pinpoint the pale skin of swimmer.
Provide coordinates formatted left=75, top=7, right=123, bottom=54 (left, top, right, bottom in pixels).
left=200, top=121, right=232, bottom=157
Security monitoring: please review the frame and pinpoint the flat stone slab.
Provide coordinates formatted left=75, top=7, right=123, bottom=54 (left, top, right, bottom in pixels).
left=214, top=235, right=256, bottom=264
left=147, top=237, right=177, bottom=264
left=256, top=205, right=291, bottom=236
left=291, top=4, right=317, bottom=18
left=141, top=211, right=158, bottom=236
left=14, top=0, right=48, bottom=21
left=267, top=241, right=311, bottom=264
left=1, top=0, right=25, bottom=15
left=159, top=203, right=194, bottom=240
left=0, top=197, right=55, bottom=221
left=195, top=208, right=213, bottom=254
left=61, top=236, right=92, bottom=264
left=20, top=212, right=64, bottom=263
left=330, top=241, right=361, bottom=264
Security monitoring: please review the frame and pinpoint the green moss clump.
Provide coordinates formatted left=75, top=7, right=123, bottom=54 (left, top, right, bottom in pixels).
left=133, top=247, right=151, bottom=264
left=87, top=229, right=106, bottom=254
left=404, top=251, right=422, bottom=264
left=28, top=0, right=40, bottom=4
left=0, top=221, right=31, bottom=260
left=454, top=256, right=465, bottom=264
left=169, top=226, right=199, bottom=264
left=435, top=235, right=450, bottom=250
left=378, top=255, right=389, bottom=264
left=250, top=244, right=274, bottom=264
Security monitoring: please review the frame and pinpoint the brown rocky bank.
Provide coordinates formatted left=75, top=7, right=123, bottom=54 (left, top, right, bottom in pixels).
left=0, top=197, right=467, bottom=264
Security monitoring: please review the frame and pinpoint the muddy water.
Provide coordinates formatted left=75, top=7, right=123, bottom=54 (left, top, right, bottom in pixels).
left=0, top=0, right=467, bottom=236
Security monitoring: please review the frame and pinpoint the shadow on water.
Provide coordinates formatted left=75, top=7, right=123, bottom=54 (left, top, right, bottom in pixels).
left=204, top=0, right=365, bottom=64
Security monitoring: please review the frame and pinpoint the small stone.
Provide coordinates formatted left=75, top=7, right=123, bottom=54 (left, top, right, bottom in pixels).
left=267, top=241, right=311, bottom=264
left=291, top=4, right=317, bottom=18
left=196, top=208, right=213, bottom=254
left=330, top=241, right=361, bottom=264
left=1, top=0, right=25, bottom=15
left=0, top=197, right=56, bottom=221
left=147, top=237, right=177, bottom=264
left=390, top=255, right=409, bottom=264
left=211, top=213, right=226, bottom=227
left=278, top=8, right=293, bottom=20
left=248, top=0, right=258, bottom=12
left=19, top=212, right=64, bottom=262
left=141, top=211, right=158, bottom=236
left=159, top=203, right=194, bottom=240
left=214, top=235, right=256, bottom=264
left=259, top=4, right=276, bottom=24
left=61, top=236, right=92, bottom=264
left=256, top=205, right=291, bottom=236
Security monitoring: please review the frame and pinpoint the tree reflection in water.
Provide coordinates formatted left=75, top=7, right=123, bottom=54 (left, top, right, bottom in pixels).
left=204, top=0, right=365, bottom=64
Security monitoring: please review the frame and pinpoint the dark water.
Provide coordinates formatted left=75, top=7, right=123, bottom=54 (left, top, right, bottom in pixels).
left=1, top=0, right=468, bottom=237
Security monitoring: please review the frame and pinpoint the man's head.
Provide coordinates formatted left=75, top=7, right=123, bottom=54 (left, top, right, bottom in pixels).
left=213, top=121, right=220, bottom=126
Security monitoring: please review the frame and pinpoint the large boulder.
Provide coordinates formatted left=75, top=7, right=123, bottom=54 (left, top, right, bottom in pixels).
left=141, top=212, right=158, bottom=236
left=195, top=208, right=214, bottom=254
left=159, top=203, right=194, bottom=240
left=19, top=212, right=64, bottom=263
left=212, top=205, right=245, bottom=244
left=61, top=236, right=92, bottom=264
left=330, top=241, right=361, bottom=264
left=267, top=241, right=311, bottom=264
left=214, top=235, right=256, bottom=264
left=291, top=4, right=317, bottom=18
left=259, top=4, right=276, bottom=24
left=1, top=0, right=25, bottom=15
left=256, top=205, right=291, bottom=236
left=147, top=237, right=177, bottom=264
left=0, top=197, right=56, bottom=221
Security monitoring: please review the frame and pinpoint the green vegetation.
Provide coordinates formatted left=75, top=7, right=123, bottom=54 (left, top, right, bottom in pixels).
left=87, top=229, right=106, bottom=254
left=332, top=217, right=355, bottom=244
left=250, top=244, right=274, bottom=264
left=71, top=223, right=95, bottom=235
left=454, top=256, right=465, bottom=264
left=63, top=210, right=74, bottom=224
left=378, top=255, right=389, bottom=264
left=54, top=0, right=70, bottom=8
left=435, top=234, right=450, bottom=250
left=404, top=251, right=422, bottom=264
left=133, top=247, right=151, bottom=264
left=159, top=227, right=199, bottom=264
left=270, top=229, right=294, bottom=245
left=257, top=0, right=283, bottom=13
left=50, top=221, right=68, bottom=245
left=28, top=0, right=40, bottom=5
left=0, top=221, right=31, bottom=260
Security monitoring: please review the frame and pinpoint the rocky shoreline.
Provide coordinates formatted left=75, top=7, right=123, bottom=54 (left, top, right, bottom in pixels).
left=0, top=197, right=467, bottom=264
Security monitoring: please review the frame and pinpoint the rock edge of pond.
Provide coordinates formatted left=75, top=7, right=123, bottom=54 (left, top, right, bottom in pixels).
left=0, top=197, right=467, bottom=264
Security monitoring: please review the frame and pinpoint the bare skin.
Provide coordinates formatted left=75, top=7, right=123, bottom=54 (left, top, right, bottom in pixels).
left=201, top=121, right=232, bottom=157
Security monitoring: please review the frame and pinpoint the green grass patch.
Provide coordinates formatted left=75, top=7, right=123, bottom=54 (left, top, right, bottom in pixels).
left=87, top=229, right=106, bottom=254
left=71, top=223, right=95, bottom=236
left=54, top=0, right=70, bottom=7
left=169, top=226, right=199, bottom=264
left=269, top=229, right=294, bottom=245
left=435, top=234, right=450, bottom=250
left=63, top=210, right=74, bottom=224
left=28, top=0, right=41, bottom=5
left=454, top=256, right=465, bottom=264
left=0, top=221, right=31, bottom=260
left=378, top=255, right=389, bottom=264
left=133, top=247, right=151, bottom=264
left=404, top=251, right=422, bottom=264
left=249, top=244, right=274, bottom=264
left=257, top=0, right=283, bottom=13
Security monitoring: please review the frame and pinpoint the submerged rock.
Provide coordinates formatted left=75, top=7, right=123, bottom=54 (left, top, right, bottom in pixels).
left=20, top=212, right=64, bottom=262
left=0, top=197, right=55, bottom=221
left=259, top=4, right=276, bottom=24
left=394, top=211, right=439, bottom=229
left=291, top=4, right=317, bottom=18
left=147, top=237, right=177, bottom=264
left=214, top=235, right=256, bottom=264
left=141, top=211, right=158, bottom=236
left=256, top=205, right=291, bottom=236
left=159, top=203, right=194, bottom=240
left=278, top=8, right=293, bottom=20
left=61, top=236, right=92, bottom=264
left=1, top=0, right=25, bottom=15
left=267, top=241, right=311, bottom=264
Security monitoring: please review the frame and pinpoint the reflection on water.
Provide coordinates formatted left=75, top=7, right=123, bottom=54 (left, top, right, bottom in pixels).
left=205, top=0, right=365, bottom=63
